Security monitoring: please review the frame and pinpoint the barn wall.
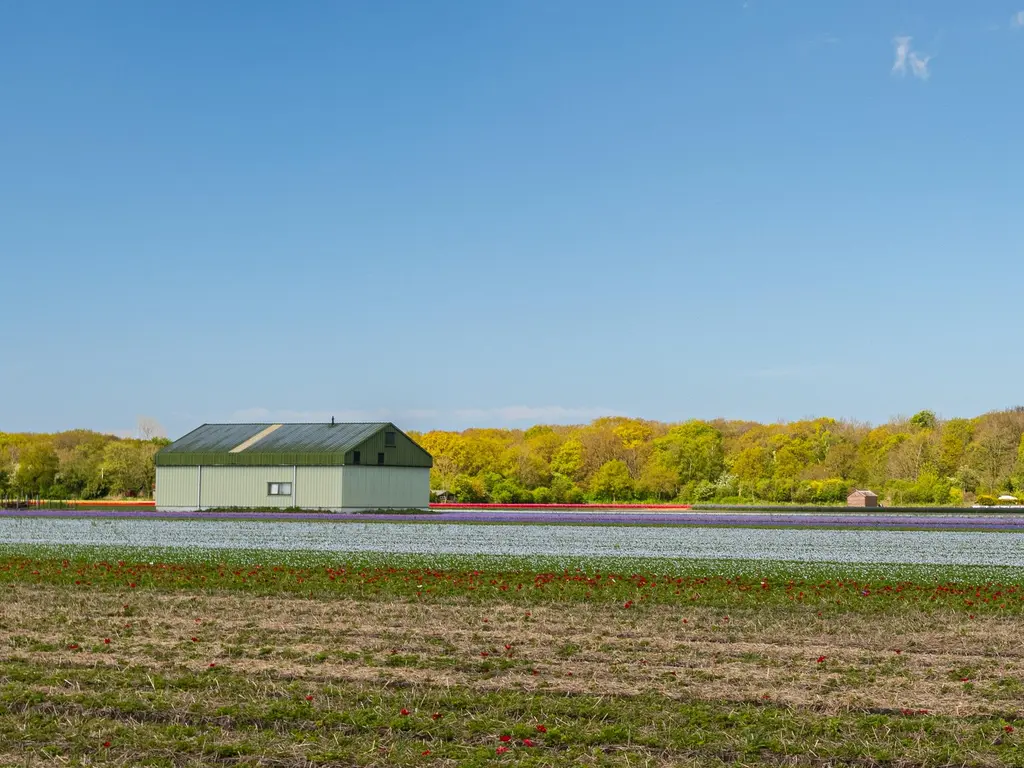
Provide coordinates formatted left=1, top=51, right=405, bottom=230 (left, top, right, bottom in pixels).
left=295, top=467, right=343, bottom=509
left=340, top=466, right=430, bottom=509
left=199, top=467, right=297, bottom=509
left=155, top=466, right=199, bottom=511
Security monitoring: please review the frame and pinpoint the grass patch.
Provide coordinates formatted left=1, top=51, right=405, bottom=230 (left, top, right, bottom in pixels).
left=0, top=547, right=1023, bottom=765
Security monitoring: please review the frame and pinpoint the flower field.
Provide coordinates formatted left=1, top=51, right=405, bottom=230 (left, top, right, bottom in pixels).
left=3, top=540, right=1024, bottom=765
left=3, top=516, right=1024, bottom=566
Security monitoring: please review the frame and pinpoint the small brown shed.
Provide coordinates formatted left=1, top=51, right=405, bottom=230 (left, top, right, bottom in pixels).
left=847, top=489, right=879, bottom=508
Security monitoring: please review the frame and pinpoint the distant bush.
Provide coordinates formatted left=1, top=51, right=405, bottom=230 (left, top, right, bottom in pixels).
left=976, top=494, right=998, bottom=506
left=531, top=486, right=552, bottom=504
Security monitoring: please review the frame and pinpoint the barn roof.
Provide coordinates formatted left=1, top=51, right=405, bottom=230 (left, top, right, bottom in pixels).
left=154, top=423, right=432, bottom=467
left=849, top=489, right=878, bottom=497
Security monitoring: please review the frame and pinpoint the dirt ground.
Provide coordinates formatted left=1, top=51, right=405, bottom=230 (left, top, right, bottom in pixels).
left=2, top=584, right=1021, bottom=719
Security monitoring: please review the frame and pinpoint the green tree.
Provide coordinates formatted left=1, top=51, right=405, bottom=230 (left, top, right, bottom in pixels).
left=638, top=458, right=678, bottom=500
left=60, top=443, right=109, bottom=498
left=14, top=444, right=59, bottom=496
left=531, top=486, right=552, bottom=504
left=909, top=410, right=937, bottom=430
left=490, top=478, right=526, bottom=504
left=653, top=422, right=725, bottom=485
left=730, top=446, right=769, bottom=485
left=937, top=418, right=974, bottom=476
left=450, top=474, right=484, bottom=503
left=590, top=460, right=633, bottom=502
left=101, top=441, right=158, bottom=497
left=550, top=473, right=583, bottom=504
left=550, top=438, right=585, bottom=481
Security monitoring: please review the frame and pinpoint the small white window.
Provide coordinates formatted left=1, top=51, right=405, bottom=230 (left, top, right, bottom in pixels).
left=268, top=482, right=292, bottom=496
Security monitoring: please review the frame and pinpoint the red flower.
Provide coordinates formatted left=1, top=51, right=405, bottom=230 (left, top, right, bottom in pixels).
left=499, top=735, right=512, bottom=743
left=623, top=600, right=633, bottom=609
left=480, top=651, right=489, bottom=658
left=102, top=741, right=111, bottom=748
left=305, top=695, right=314, bottom=701
left=496, top=746, right=509, bottom=755
left=191, top=637, right=199, bottom=642
left=816, top=656, right=826, bottom=663
left=532, top=669, right=539, bottom=676
left=422, top=750, right=431, bottom=755
left=104, top=638, right=111, bottom=645
left=67, top=643, right=79, bottom=650
left=504, top=644, right=512, bottom=651
left=894, top=649, right=902, bottom=654
left=208, top=663, right=216, bottom=668
left=522, top=738, right=535, bottom=747
left=431, top=712, right=442, bottom=720
left=1005, top=725, right=1015, bottom=733
left=400, top=708, right=410, bottom=716
left=535, top=725, right=547, bottom=733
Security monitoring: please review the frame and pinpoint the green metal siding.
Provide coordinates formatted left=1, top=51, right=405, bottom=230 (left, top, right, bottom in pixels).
left=199, top=467, right=296, bottom=509
left=346, top=427, right=432, bottom=468
left=157, top=451, right=349, bottom=467
left=295, top=467, right=343, bottom=509
left=155, top=466, right=199, bottom=509
left=340, top=466, right=430, bottom=509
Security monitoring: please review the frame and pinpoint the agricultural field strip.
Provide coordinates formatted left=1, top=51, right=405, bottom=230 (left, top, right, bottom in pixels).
left=7, top=508, right=1024, bottom=531
left=3, top=585, right=1023, bottom=718
left=4, top=518, right=1024, bottom=565
left=2, top=549, right=1024, bottom=766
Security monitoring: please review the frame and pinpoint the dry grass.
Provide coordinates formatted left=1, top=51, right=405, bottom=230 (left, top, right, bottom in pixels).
left=3, top=583, right=1022, bottom=718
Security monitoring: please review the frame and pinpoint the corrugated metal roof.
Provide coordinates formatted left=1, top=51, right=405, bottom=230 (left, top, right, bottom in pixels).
left=155, top=422, right=432, bottom=468
left=161, top=424, right=270, bottom=454
left=160, top=423, right=390, bottom=455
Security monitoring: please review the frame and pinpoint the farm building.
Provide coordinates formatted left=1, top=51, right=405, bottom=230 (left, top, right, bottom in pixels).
left=846, top=489, right=878, bottom=508
left=154, top=422, right=432, bottom=511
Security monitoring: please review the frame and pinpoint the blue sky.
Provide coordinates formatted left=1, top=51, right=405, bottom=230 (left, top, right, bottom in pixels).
left=2, top=1, right=1023, bottom=438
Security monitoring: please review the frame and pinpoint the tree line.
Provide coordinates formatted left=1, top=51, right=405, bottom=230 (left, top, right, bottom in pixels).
left=0, top=429, right=169, bottom=500
left=4, top=408, right=1024, bottom=505
left=412, top=408, right=1024, bottom=506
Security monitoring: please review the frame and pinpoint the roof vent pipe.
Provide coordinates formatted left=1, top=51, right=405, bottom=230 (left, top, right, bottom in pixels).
left=330, top=417, right=335, bottom=427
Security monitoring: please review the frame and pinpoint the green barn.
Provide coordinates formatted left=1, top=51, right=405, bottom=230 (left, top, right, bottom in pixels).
left=154, top=422, right=432, bottom=511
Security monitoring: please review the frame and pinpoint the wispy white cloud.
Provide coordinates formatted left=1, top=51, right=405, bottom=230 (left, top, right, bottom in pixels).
left=892, top=36, right=911, bottom=74
left=1013, top=11, right=1024, bottom=28
left=892, top=36, right=931, bottom=80
left=909, top=52, right=931, bottom=80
